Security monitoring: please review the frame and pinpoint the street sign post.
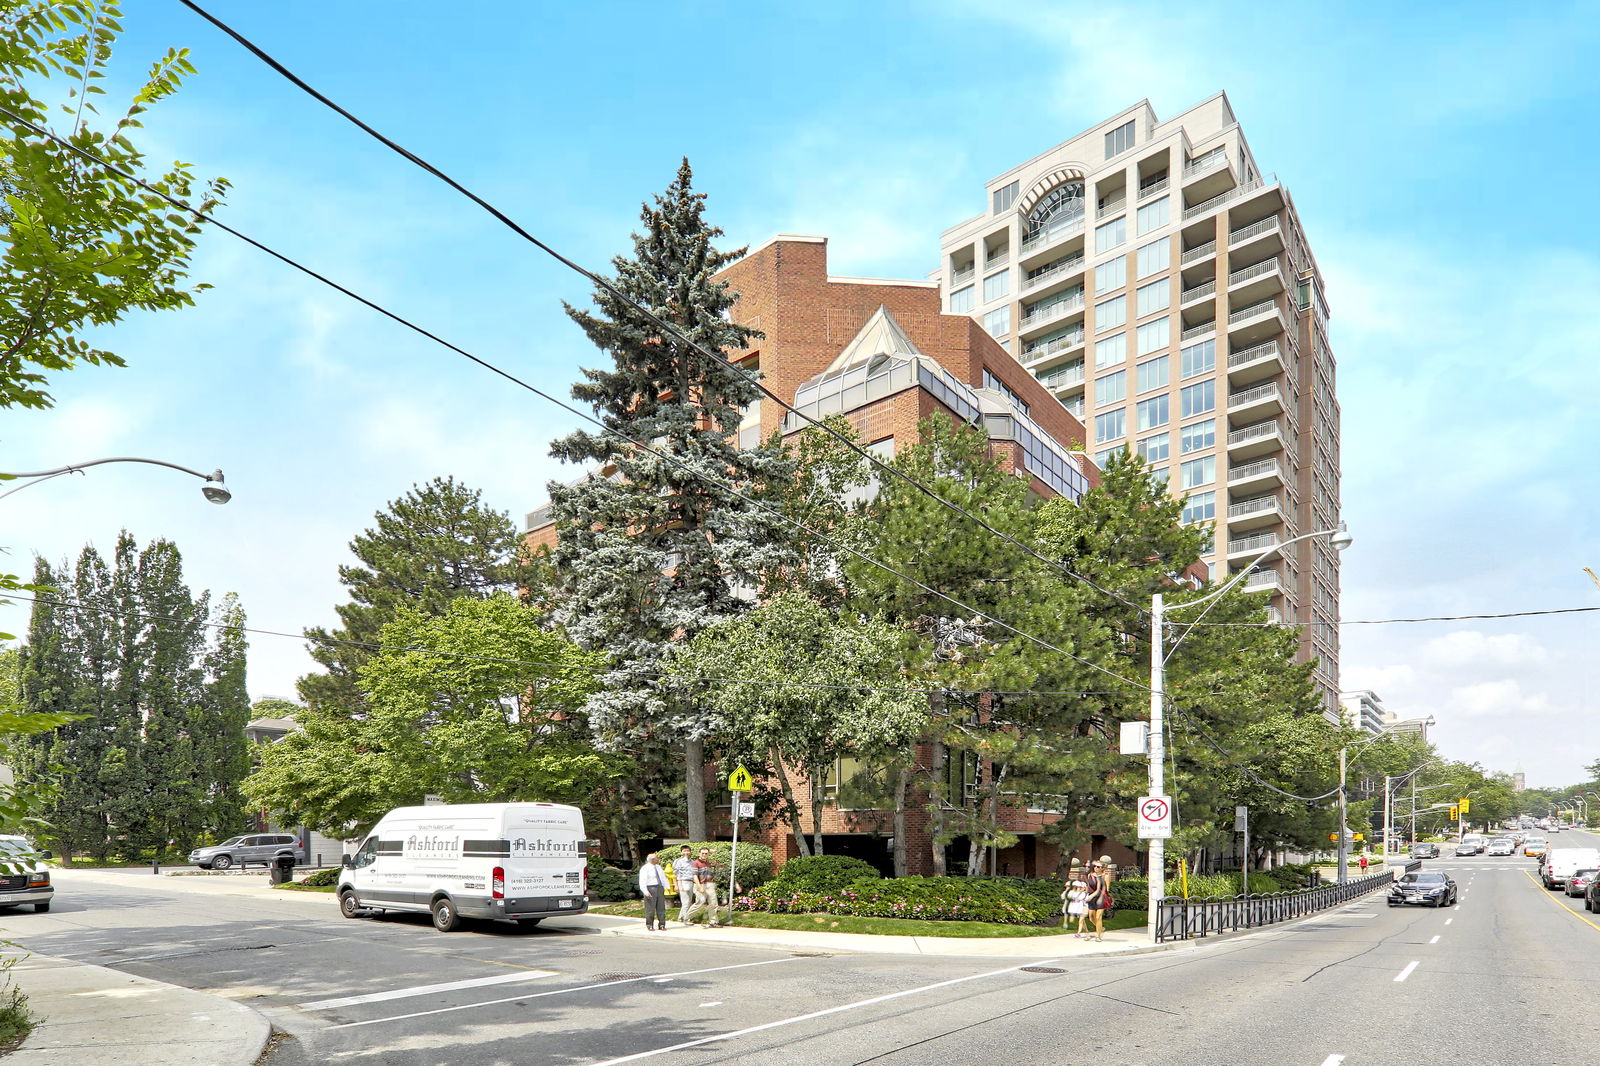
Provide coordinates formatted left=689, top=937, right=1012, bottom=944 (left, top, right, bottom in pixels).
left=1137, top=795, right=1173, bottom=839
left=726, top=766, right=753, bottom=916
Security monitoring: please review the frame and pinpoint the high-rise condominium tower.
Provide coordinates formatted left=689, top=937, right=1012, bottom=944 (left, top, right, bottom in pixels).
left=938, top=93, right=1342, bottom=709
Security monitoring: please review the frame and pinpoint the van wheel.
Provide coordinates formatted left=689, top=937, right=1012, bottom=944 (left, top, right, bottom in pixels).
left=339, top=891, right=363, bottom=919
left=212, top=854, right=233, bottom=870
left=33, top=903, right=49, bottom=913
left=431, top=897, right=460, bottom=932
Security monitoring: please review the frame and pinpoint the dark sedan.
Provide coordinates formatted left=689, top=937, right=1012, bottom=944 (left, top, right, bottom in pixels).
left=1389, top=871, right=1458, bottom=908
left=1411, top=843, right=1440, bottom=859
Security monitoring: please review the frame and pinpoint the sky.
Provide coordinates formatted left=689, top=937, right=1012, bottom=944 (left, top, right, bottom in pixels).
left=3, top=1, right=1598, bottom=788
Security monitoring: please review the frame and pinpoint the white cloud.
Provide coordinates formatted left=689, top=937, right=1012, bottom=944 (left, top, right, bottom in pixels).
left=1446, top=679, right=1567, bottom=719
left=1419, top=631, right=1551, bottom=669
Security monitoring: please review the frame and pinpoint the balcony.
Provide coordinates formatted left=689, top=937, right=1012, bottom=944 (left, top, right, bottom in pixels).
left=1022, top=253, right=1086, bottom=295
left=1226, top=418, right=1285, bottom=459
left=951, top=265, right=975, bottom=286
left=1226, top=297, right=1287, bottom=345
left=985, top=252, right=1010, bottom=272
left=1183, top=177, right=1264, bottom=222
left=1180, top=239, right=1216, bottom=267
left=1180, top=319, right=1216, bottom=342
left=1242, top=569, right=1283, bottom=595
left=1138, top=176, right=1169, bottom=201
left=1227, top=457, right=1283, bottom=492
left=1227, top=530, right=1279, bottom=561
left=1098, top=194, right=1127, bottom=217
left=1229, top=215, right=1283, bottom=256
left=1226, top=258, right=1286, bottom=303
left=1021, top=329, right=1087, bottom=371
left=1183, top=149, right=1229, bottom=180
left=1181, top=279, right=1216, bottom=307
left=1019, top=291, right=1085, bottom=333
left=1020, top=216, right=1086, bottom=258
left=1227, top=381, right=1285, bottom=423
left=1227, top=493, right=1284, bottom=532
left=1182, top=149, right=1235, bottom=202
left=1226, top=339, right=1284, bottom=385
left=1038, top=361, right=1086, bottom=393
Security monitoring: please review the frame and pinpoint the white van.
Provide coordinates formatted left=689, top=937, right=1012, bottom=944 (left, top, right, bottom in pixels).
left=1539, top=847, right=1600, bottom=891
left=337, top=802, right=589, bottom=931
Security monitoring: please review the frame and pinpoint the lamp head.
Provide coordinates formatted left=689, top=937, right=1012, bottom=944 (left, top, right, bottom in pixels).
left=201, top=470, right=231, bottom=505
left=1329, top=521, right=1353, bottom=552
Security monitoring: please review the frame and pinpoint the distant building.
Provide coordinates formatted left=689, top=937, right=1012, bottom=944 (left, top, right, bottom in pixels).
left=1512, top=770, right=1526, bottom=793
left=1336, top=690, right=1387, bottom=735
left=1380, top=711, right=1434, bottom=744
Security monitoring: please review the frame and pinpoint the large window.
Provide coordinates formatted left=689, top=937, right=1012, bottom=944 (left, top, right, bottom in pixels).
left=1137, top=279, right=1170, bottom=316
left=1136, top=196, right=1169, bottom=235
left=1136, top=237, right=1170, bottom=279
left=1136, top=394, right=1168, bottom=431
left=1095, top=216, right=1126, bottom=254
left=1137, top=432, right=1170, bottom=464
left=1136, top=355, right=1169, bottom=394
left=949, top=285, right=975, bottom=314
left=1027, top=180, right=1085, bottom=235
left=1181, top=490, right=1216, bottom=525
left=1180, top=419, right=1215, bottom=454
left=1181, top=379, right=1215, bottom=417
left=1095, top=255, right=1126, bottom=294
left=1094, top=444, right=1125, bottom=468
left=1095, top=369, right=1127, bottom=406
left=1095, top=332, right=1125, bottom=366
left=983, top=306, right=1010, bottom=338
left=1136, top=317, right=1170, bottom=355
left=1180, top=455, right=1216, bottom=489
left=1105, top=119, right=1136, bottom=158
left=983, top=268, right=1010, bottom=302
left=1181, top=339, right=1216, bottom=378
left=1095, top=409, right=1126, bottom=443
left=993, top=180, right=1019, bottom=215
left=1096, top=294, right=1126, bottom=331
left=983, top=368, right=1028, bottom=413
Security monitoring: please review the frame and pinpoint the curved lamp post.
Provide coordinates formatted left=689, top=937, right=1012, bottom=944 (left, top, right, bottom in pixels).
left=1145, top=522, right=1353, bottom=939
left=1, top=457, right=230, bottom=504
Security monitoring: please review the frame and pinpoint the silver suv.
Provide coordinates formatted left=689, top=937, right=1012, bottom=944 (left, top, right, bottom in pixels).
left=189, top=833, right=304, bottom=871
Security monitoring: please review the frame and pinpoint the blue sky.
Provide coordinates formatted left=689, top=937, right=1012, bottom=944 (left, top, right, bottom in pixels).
left=4, top=1, right=1598, bottom=789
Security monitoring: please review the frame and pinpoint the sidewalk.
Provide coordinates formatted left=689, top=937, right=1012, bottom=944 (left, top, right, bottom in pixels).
left=6, top=953, right=269, bottom=1066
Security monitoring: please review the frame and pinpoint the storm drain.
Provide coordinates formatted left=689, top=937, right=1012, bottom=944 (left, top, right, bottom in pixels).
left=788, top=952, right=833, bottom=958
left=591, top=972, right=652, bottom=982
left=1020, top=966, right=1067, bottom=974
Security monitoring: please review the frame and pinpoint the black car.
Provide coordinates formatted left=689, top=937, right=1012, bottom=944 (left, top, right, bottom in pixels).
left=1411, top=843, right=1440, bottom=859
left=1389, top=871, right=1458, bottom=908
left=1586, top=876, right=1600, bottom=913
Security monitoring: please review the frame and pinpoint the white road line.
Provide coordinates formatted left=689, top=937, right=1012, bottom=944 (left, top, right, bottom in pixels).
left=1394, top=961, right=1420, bottom=982
left=1319, top=1056, right=1346, bottom=1066
left=1445, top=918, right=1453, bottom=925
left=300, top=970, right=560, bottom=1011
left=573, top=959, right=1064, bottom=1066
left=699, top=1001, right=723, bottom=1008
left=325, top=957, right=801, bottom=1030
left=1428, top=935, right=1440, bottom=944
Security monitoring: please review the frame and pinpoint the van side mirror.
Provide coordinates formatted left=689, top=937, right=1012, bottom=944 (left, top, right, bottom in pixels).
left=341, top=855, right=354, bottom=869
left=39, top=850, right=52, bottom=860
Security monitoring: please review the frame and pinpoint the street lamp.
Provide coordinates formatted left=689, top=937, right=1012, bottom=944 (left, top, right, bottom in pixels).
left=1145, top=522, right=1352, bottom=938
left=0, top=457, right=231, bottom=504
left=1382, top=760, right=1443, bottom=861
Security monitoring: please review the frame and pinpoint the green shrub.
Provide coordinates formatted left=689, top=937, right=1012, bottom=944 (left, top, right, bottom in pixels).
left=1109, top=876, right=1148, bottom=910
left=676, top=841, right=773, bottom=891
left=769, top=855, right=881, bottom=894
left=299, top=867, right=340, bottom=888
left=587, top=866, right=634, bottom=902
left=737, top=874, right=1061, bottom=925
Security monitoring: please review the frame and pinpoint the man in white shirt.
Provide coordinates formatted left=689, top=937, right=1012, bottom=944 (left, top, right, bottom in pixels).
left=637, top=852, right=670, bottom=930
left=671, top=845, right=696, bottom=922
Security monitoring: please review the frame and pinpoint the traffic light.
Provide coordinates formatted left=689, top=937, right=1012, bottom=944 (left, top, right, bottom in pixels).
left=1460, top=798, right=1471, bottom=814
left=1450, top=805, right=1459, bottom=819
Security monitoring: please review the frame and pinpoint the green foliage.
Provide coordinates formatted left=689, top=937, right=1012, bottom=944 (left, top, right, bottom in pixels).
left=739, top=875, right=1061, bottom=925
left=767, top=854, right=881, bottom=894
left=677, top=840, right=773, bottom=891
left=0, top=0, right=229, bottom=409
left=297, top=867, right=339, bottom=888
left=0, top=953, right=33, bottom=1050
left=588, top=866, right=634, bottom=902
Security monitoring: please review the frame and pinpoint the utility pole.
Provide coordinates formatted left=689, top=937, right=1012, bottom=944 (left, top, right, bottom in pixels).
left=1383, top=774, right=1392, bottom=863
left=1337, top=747, right=1349, bottom=883
left=1146, top=592, right=1166, bottom=937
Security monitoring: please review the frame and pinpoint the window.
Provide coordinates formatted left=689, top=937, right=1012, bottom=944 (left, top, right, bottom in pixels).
left=1136, top=395, right=1168, bottom=431
left=1064, top=396, right=1085, bottom=418
left=1181, top=379, right=1215, bottom=417
left=993, top=180, right=1019, bottom=215
left=1136, top=196, right=1169, bottom=235
left=1027, top=180, right=1085, bottom=235
left=1137, top=432, right=1170, bottom=464
left=1136, top=237, right=1170, bottom=279
left=1095, top=369, right=1126, bottom=405
left=984, top=268, right=1010, bottom=302
left=949, top=285, right=975, bottom=314
left=1096, top=295, right=1126, bottom=331
left=1180, top=455, right=1216, bottom=489
left=1181, top=339, right=1216, bottom=378
left=983, top=369, right=1028, bottom=414
left=1136, top=317, right=1170, bottom=355
left=1136, top=355, right=1169, bottom=394
left=1094, top=333, right=1125, bottom=366
left=1297, top=278, right=1312, bottom=310
left=1095, top=256, right=1126, bottom=294
left=1095, top=217, right=1126, bottom=254
left=1181, top=490, right=1216, bottom=525
left=1094, top=445, right=1125, bottom=468
left=1180, top=419, right=1215, bottom=454
left=1137, top=279, right=1170, bottom=316
left=1095, top=409, right=1126, bottom=443
left=1105, top=119, right=1136, bottom=158
left=983, top=306, right=1010, bottom=338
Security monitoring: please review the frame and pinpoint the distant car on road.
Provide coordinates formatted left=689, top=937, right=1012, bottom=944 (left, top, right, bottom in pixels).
left=1388, top=871, right=1458, bottom=908
left=1564, top=869, right=1597, bottom=898
left=1411, top=843, right=1440, bottom=859
left=189, top=833, right=304, bottom=871
left=1454, top=841, right=1483, bottom=856
left=1586, top=877, right=1600, bottom=913
left=1524, top=837, right=1550, bottom=858
left=1486, top=839, right=1515, bottom=856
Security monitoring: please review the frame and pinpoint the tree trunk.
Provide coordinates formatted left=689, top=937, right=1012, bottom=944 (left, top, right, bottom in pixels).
left=892, top=768, right=908, bottom=878
left=685, top=736, right=707, bottom=842
left=810, top=792, right=825, bottom=857
left=615, top=779, right=640, bottom=866
left=928, top=739, right=947, bottom=877
left=770, top=751, right=811, bottom=857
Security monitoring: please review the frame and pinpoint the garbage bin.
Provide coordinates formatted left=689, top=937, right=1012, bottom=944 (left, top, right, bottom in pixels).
left=269, top=854, right=296, bottom=886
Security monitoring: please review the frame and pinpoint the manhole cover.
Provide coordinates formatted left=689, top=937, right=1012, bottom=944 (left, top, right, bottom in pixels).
left=1020, top=966, right=1067, bottom=974
left=592, top=973, right=651, bottom=982
left=563, top=949, right=602, bottom=956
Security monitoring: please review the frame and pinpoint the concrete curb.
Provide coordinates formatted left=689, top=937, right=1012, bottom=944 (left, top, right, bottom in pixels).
left=8, top=952, right=271, bottom=1066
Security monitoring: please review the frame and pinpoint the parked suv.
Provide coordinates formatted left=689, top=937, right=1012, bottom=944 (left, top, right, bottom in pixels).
left=190, top=833, right=304, bottom=871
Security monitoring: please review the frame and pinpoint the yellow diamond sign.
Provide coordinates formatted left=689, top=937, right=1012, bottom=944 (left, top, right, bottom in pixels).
left=728, top=766, right=753, bottom=792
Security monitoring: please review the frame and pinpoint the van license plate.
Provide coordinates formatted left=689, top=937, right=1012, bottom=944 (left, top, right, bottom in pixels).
left=0, top=895, right=16, bottom=903
left=558, top=899, right=573, bottom=908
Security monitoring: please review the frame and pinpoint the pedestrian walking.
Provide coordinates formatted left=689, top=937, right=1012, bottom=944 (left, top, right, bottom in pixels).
left=671, top=845, right=696, bottom=923
left=638, top=852, right=670, bottom=930
left=1359, top=853, right=1369, bottom=874
left=1082, top=859, right=1111, bottom=942
left=682, top=847, right=722, bottom=927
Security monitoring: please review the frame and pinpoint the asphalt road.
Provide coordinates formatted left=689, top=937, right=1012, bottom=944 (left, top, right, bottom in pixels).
left=7, top=845, right=1600, bottom=1066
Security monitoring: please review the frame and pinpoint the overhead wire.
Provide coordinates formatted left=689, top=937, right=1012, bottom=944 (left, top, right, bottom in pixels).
left=175, top=0, right=1150, bottom=621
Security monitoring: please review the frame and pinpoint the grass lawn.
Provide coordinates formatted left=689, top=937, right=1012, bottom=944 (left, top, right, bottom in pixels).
left=589, top=900, right=1147, bottom=937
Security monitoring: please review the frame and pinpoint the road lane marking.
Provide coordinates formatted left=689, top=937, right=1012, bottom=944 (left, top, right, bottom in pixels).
left=325, top=957, right=802, bottom=1030
left=1394, top=961, right=1419, bottom=982
left=1319, top=1056, right=1345, bottom=1066
left=300, top=970, right=560, bottom=1010
left=1445, top=918, right=1452, bottom=925
left=1520, top=869, right=1600, bottom=932
left=1428, top=936, right=1439, bottom=944
left=572, top=958, right=1064, bottom=1066
left=699, top=1001, right=722, bottom=1007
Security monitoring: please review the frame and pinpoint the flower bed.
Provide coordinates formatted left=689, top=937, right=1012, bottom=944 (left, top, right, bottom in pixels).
left=736, top=875, right=1061, bottom=925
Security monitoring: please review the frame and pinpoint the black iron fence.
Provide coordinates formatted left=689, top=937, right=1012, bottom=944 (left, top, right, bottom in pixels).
left=1154, top=870, right=1393, bottom=942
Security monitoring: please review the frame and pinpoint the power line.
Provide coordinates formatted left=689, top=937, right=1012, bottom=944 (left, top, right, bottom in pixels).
left=1167, top=704, right=1341, bottom=804
left=176, top=0, right=1148, bottom=620
left=0, top=102, right=1146, bottom=695
left=1192, top=604, right=1600, bottom=627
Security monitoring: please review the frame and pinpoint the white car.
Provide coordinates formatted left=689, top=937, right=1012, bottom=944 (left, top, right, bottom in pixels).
left=1486, top=839, right=1515, bottom=856
left=0, top=836, right=53, bottom=912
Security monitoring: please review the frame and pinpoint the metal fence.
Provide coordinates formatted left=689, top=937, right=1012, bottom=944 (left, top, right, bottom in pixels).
left=1154, top=870, right=1393, bottom=942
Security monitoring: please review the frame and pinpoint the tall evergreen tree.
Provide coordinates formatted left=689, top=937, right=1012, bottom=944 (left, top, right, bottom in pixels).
left=546, top=159, right=792, bottom=840
left=202, top=594, right=252, bottom=838
left=297, top=476, right=529, bottom=716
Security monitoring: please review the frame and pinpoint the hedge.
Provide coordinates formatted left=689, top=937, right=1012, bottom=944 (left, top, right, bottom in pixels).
left=737, top=875, right=1062, bottom=925
left=298, top=867, right=340, bottom=888
left=588, top=866, right=634, bottom=902
left=670, top=841, right=774, bottom=892
left=766, top=855, right=881, bottom=894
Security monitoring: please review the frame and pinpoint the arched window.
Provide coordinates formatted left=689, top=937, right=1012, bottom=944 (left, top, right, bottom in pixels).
left=1027, top=180, right=1086, bottom=236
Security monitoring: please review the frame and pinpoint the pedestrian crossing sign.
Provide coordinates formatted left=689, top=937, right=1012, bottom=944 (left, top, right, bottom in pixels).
left=728, top=766, right=753, bottom=792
